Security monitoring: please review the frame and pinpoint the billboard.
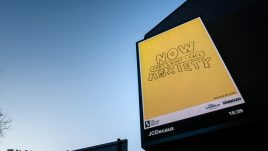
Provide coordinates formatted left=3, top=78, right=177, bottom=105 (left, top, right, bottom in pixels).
left=137, top=17, right=247, bottom=148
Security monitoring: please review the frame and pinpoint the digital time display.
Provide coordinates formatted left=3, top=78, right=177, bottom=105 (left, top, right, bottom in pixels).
left=228, top=109, right=244, bottom=116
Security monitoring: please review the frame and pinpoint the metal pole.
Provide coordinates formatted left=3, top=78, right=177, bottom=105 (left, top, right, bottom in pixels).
left=117, top=138, right=121, bottom=151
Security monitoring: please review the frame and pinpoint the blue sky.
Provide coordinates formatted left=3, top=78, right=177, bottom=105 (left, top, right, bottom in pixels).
left=0, top=0, right=185, bottom=150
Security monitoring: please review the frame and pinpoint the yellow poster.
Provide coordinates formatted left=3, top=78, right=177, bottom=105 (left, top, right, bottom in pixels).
left=138, top=17, right=244, bottom=128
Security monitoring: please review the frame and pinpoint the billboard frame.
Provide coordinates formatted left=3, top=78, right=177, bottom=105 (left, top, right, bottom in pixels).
left=136, top=15, right=250, bottom=149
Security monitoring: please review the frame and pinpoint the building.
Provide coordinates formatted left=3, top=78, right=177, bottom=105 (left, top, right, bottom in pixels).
left=73, top=139, right=127, bottom=151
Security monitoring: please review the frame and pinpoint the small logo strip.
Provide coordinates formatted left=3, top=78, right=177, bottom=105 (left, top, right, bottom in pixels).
left=148, top=127, right=174, bottom=136
left=205, top=103, right=220, bottom=110
left=145, top=120, right=159, bottom=128
left=223, top=97, right=241, bottom=105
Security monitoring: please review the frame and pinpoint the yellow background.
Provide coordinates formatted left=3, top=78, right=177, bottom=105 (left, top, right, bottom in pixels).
left=139, top=17, right=237, bottom=120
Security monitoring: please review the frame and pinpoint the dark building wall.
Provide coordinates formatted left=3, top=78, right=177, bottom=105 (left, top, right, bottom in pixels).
left=143, top=0, right=267, bottom=150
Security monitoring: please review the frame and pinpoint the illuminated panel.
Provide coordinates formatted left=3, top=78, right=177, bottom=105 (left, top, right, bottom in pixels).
left=138, top=17, right=245, bottom=129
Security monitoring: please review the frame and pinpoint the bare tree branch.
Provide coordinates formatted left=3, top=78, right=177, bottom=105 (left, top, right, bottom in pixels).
left=0, top=109, right=12, bottom=137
